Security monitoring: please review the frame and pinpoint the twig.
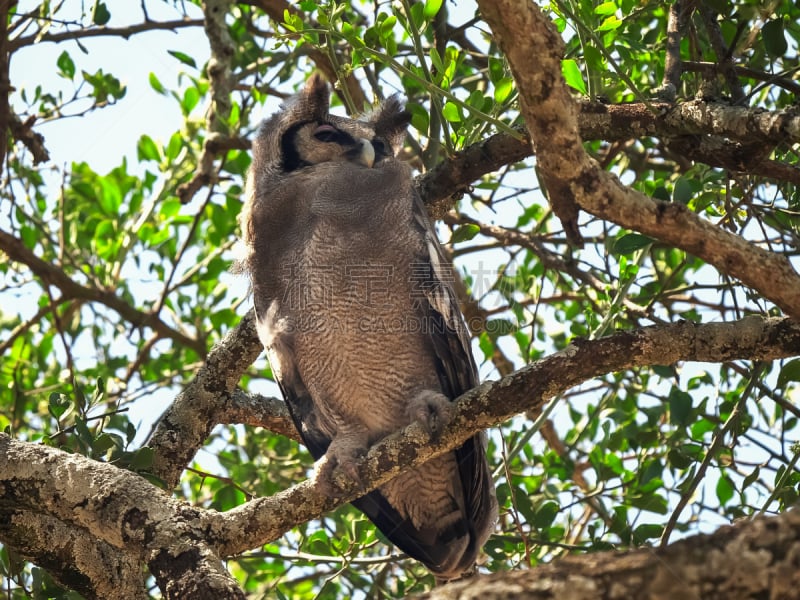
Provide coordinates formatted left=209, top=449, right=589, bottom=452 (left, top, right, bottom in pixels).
left=659, top=364, right=764, bottom=547
left=0, top=228, right=204, bottom=355
left=698, top=4, right=745, bottom=103
left=8, top=18, right=204, bottom=51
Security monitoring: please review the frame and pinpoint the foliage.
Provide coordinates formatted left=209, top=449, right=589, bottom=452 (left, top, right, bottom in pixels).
left=2, top=0, right=800, bottom=597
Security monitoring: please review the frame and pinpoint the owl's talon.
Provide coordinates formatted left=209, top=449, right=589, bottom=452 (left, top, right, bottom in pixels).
left=408, top=390, right=455, bottom=439
left=314, top=441, right=366, bottom=497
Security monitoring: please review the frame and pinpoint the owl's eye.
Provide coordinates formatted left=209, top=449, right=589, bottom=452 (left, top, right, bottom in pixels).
left=313, top=124, right=343, bottom=143
left=371, top=138, right=389, bottom=158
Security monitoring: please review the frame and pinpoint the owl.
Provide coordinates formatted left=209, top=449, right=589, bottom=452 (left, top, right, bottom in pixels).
left=239, top=74, right=498, bottom=580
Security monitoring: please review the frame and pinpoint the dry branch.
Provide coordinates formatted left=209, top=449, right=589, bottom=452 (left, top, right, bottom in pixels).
left=8, top=18, right=204, bottom=51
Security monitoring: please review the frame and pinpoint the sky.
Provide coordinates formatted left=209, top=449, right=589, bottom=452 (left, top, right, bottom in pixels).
left=12, top=1, right=208, bottom=172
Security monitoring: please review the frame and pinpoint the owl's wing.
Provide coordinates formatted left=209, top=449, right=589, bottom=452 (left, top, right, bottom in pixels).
left=353, top=191, right=497, bottom=575
left=408, top=188, right=498, bottom=555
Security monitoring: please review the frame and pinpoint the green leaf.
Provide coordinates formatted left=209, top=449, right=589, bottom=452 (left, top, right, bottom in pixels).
left=166, top=132, right=183, bottom=162
left=149, top=72, right=166, bottom=95
left=128, top=447, right=154, bottom=471
left=485, top=319, right=515, bottom=338
left=632, top=523, right=663, bottom=544
left=667, top=448, right=694, bottom=469
left=629, top=492, right=668, bottom=514
left=423, top=0, right=443, bottom=18
left=137, top=135, right=161, bottom=162
left=92, top=377, right=105, bottom=404
left=97, top=178, right=122, bottom=214
left=612, top=233, right=653, bottom=255
left=716, top=474, right=735, bottom=505
left=212, top=485, right=246, bottom=511
left=778, top=358, right=800, bottom=388
left=48, top=392, right=72, bottom=421
left=56, top=51, right=75, bottom=79
left=532, top=501, right=559, bottom=529
left=494, top=77, right=514, bottom=103
left=442, top=101, right=461, bottom=123
left=429, top=47, right=445, bottom=75
left=668, top=388, right=693, bottom=426
left=379, top=15, right=397, bottom=37
left=594, top=1, right=617, bottom=16
left=742, top=466, right=760, bottom=490
left=596, top=15, right=621, bottom=31
left=561, top=59, right=587, bottom=95
left=450, top=223, right=479, bottom=243
left=168, top=50, right=198, bottom=68
left=182, top=86, right=200, bottom=115
left=673, top=176, right=693, bottom=204
left=762, top=19, right=787, bottom=58
left=92, top=433, right=116, bottom=455
left=92, top=1, right=110, bottom=25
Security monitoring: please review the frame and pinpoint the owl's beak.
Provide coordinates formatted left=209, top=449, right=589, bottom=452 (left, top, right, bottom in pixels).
left=355, top=138, right=375, bottom=168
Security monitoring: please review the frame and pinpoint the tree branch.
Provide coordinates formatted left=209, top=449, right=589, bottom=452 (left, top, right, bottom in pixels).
left=0, top=434, right=245, bottom=599
left=413, top=506, right=800, bottom=599
left=214, top=316, right=800, bottom=556
left=0, top=228, right=205, bottom=354
left=475, top=0, right=800, bottom=319
left=0, top=510, right=146, bottom=600
left=0, top=0, right=12, bottom=171
left=9, top=113, right=50, bottom=164
left=148, top=309, right=264, bottom=488
left=421, top=99, right=800, bottom=217
left=5, top=316, right=799, bottom=593
left=8, top=18, right=204, bottom=51
left=176, top=0, right=236, bottom=205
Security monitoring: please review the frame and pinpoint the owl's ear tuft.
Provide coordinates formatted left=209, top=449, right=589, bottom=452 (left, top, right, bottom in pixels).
left=371, top=95, right=411, bottom=155
left=295, top=73, right=330, bottom=120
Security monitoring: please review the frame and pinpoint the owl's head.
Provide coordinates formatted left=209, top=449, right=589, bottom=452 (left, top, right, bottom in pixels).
left=252, top=74, right=411, bottom=174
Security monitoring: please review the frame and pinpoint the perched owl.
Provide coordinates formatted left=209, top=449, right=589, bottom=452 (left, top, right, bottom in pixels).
left=239, top=74, right=498, bottom=580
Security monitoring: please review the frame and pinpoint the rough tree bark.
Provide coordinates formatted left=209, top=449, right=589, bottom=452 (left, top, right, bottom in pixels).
left=3, top=317, right=800, bottom=596
left=3, top=1, right=800, bottom=597
left=415, top=507, right=800, bottom=599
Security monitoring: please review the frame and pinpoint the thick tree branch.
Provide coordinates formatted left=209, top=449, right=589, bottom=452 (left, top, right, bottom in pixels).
left=579, top=100, right=800, bottom=145
left=148, top=309, right=264, bottom=488
left=5, top=316, right=798, bottom=594
left=0, top=511, right=146, bottom=600
left=414, top=506, right=800, bottom=599
left=421, top=100, right=800, bottom=217
left=475, top=0, right=800, bottom=319
left=0, top=434, right=244, bottom=599
left=683, top=60, right=800, bottom=95
left=0, top=228, right=205, bottom=354
left=221, top=388, right=299, bottom=442
left=214, top=316, right=800, bottom=556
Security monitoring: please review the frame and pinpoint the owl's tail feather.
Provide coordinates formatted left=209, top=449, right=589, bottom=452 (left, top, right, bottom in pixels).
left=352, top=434, right=497, bottom=581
